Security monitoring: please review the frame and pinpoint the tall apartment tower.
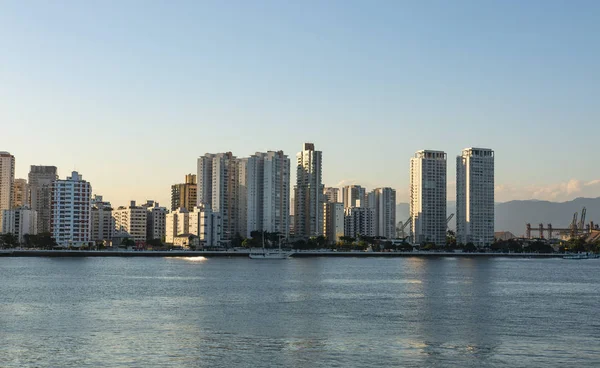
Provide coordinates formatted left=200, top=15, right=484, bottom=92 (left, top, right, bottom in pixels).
left=13, top=179, right=29, bottom=208
left=344, top=207, right=375, bottom=239
left=323, top=202, right=344, bottom=244
left=238, top=155, right=261, bottom=238
left=294, top=143, right=323, bottom=238
left=341, top=185, right=366, bottom=209
left=28, top=165, right=58, bottom=234
left=91, top=195, right=114, bottom=243
left=410, top=150, right=447, bottom=246
left=364, top=190, right=377, bottom=209
left=197, top=152, right=239, bottom=241
left=113, top=201, right=148, bottom=243
left=237, top=151, right=290, bottom=238
left=51, top=171, right=92, bottom=247
left=322, top=186, right=343, bottom=244
left=456, top=148, right=495, bottom=247
left=0, top=152, right=15, bottom=231
left=372, top=187, right=396, bottom=239
left=171, top=174, right=197, bottom=211
left=289, top=197, right=295, bottom=237
left=144, top=201, right=167, bottom=241
left=258, top=151, right=290, bottom=237
left=323, top=187, right=340, bottom=204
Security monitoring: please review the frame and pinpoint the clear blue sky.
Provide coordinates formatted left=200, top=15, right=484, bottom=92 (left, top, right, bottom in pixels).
left=1, top=0, right=599, bottom=206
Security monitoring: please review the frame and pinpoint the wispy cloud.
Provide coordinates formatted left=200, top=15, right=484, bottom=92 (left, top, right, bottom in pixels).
left=585, top=179, right=600, bottom=187
left=496, top=179, right=600, bottom=202
left=334, top=178, right=600, bottom=204
left=334, top=179, right=363, bottom=187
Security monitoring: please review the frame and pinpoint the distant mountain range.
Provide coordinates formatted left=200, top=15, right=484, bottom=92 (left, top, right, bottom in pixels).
left=396, top=197, right=600, bottom=237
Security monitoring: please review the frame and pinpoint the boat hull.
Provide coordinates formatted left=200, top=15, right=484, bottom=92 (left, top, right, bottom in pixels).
left=249, top=252, right=293, bottom=259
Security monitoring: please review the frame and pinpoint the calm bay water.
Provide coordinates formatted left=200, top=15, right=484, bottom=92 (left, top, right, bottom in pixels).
left=1, top=256, right=599, bottom=367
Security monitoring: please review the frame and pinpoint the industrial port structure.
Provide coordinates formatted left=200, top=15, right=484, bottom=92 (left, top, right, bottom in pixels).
left=525, top=207, right=600, bottom=240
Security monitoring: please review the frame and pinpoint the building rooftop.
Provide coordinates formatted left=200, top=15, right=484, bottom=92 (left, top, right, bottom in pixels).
left=414, top=150, right=447, bottom=159
left=461, top=148, right=494, bottom=157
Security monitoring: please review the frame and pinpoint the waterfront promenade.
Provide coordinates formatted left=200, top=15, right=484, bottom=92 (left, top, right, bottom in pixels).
left=0, top=249, right=565, bottom=258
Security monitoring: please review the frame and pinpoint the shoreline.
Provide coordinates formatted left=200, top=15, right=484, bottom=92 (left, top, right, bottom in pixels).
left=0, top=250, right=566, bottom=258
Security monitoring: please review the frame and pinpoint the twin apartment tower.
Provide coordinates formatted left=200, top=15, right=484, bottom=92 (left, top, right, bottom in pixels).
left=410, top=148, right=495, bottom=247
left=196, top=150, right=291, bottom=242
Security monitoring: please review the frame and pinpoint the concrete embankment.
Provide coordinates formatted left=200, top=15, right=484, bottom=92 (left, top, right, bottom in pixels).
left=0, top=250, right=247, bottom=257
left=0, top=250, right=564, bottom=258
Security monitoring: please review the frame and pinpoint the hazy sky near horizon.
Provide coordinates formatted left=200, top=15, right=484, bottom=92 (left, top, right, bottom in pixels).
left=1, top=0, right=599, bottom=207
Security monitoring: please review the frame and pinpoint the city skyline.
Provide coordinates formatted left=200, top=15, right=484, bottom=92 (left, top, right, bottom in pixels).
left=4, top=143, right=600, bottom=209
left=2, top=1, right=600, bottom=207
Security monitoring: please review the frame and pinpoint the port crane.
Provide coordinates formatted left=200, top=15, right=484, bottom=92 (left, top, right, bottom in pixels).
left=396, top=217, right=411, bottom=239
left=446, top=213, right=454, bottom=230
left=395, top=214, right=454, bottom=239
left=578, top=207, right=587, bottom=232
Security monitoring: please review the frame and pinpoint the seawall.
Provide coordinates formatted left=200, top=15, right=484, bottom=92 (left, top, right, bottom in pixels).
left=0, top=250, right=565, bottom=258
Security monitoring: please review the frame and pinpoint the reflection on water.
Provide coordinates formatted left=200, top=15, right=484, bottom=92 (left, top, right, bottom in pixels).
left=1, top=257, right=599, bottom=367
left=172, top=256, right=208, bottom=262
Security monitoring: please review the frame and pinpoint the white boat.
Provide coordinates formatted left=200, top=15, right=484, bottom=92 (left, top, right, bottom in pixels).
left=249, top=250, right=293, bottom=259
left=249, top=234, right=293, bottom=259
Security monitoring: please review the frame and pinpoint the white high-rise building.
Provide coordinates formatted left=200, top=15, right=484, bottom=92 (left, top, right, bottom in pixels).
left=165, top=211, right=176, bottom=244
left=13, top=178, right=29, bottom=208
left=259, top=151, right=290, bottom=237
left=238, top=155, right=261, bottom=238
left=165, top=208, right=189, bottom=244
left=189, top=206, right=222, bottom=247
left=294, top=143, right=323, bottom=238
left=323, top=202, right=344, bottom=244
left=197, top=152, right=239, bottom=241
left=341, top=185, right=366, bottom=209
left=410, top=150, right=447, bottom=246
left=0, top=152, right=15, bottom=231
left=29, top=166, right=58, bottom=234
left=456, top=148, right=495, bottom=247
left=344, top=206, right=375, bottom=239
left=2, top=206, right=37, bottom=243
left=113, top=201, right=147, bottom=243
left=91, top=195, right=114, bottom=243
left=51, top=171, right=92, bottom=247
left=371, top=188, right=396, bottom=239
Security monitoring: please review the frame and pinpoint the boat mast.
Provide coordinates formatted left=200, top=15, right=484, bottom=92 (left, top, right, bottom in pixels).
left=278, top=233, right=282, bottom=252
